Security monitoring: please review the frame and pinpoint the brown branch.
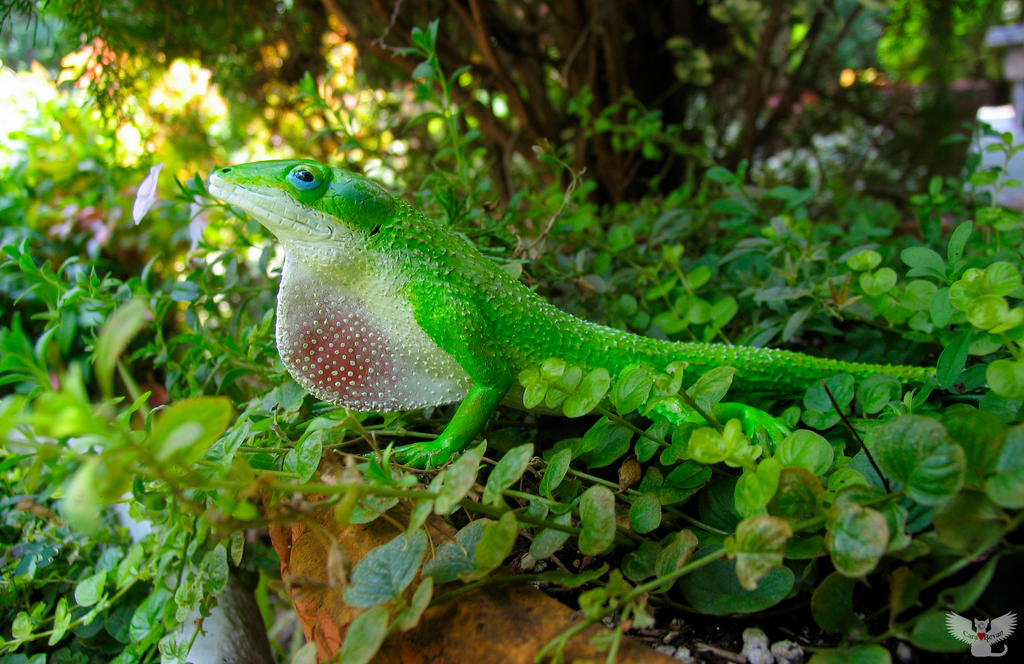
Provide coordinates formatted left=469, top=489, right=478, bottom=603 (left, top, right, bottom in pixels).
left=737, top=0, right=787, bottom=166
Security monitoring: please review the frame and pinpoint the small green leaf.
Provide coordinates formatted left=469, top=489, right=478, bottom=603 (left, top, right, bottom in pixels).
left=846, top=249, right=882, bottom=272
left=433, top=441, right=486, bottom=514
left=902, top=279, right=938, bottom=311
left=688, top=425, right=734, bottom=464
left=628, top=492, right=662, bottom=534
left=933, top=490, right=1006, bottom=552
left=148, top=397, right=233, bottom=465
left=856, top=375, right=901, bottom=414
left=482, top=443, right=533, bottom=506
left=654, top=529, right=698, bottom=580
left=901, top=246, right=947, bottom=279
left=12, top=611, right=32, bottom=640
left=811, top=571, right=864, bottom=634
left=776, top=430, right=835, bottom=475
left=393, top=577, right=434, bottom=632
left=809, top=644, right=892, bottom=664
left=75, top=570, right=107, bottom=607
left=936, top=332, right=971, bottom=387
left=889, top=566, right=922, bottom=621
left=563, top=367, right=610, bottom=417
left=986, top=424, right=1024, bottom=507
left=678, top=555, right=793, bottom=615
left=423, top=521, right=485, bottom=583
left=48, top=596, right=71, bottom=645
left=62, top=457, right=105, bottom=535
left=539, top=448, right=571, bottom=497
left=578, top=485, right=617, bottom=555
left=871, top=416, right=965, bottom=505
left=966, top=294, right=1010, bottom=330
left=731, top=514, right=792, bottom=590
left=610, top=364, right=654, bottom=414
left=529, top=511, right=573, bottom=560
left=859, top=268, right=897, bottom=296
left=825, top=503, right=889, bottom=577
left=94, top=297, right=149, bottom=398
left=686, top=366, right=736, bottom=411
left=941, top=405, right=1006, bottom=480
left=344, top=531, right=428, bottom=608
left=987, top=358, right=1024, bottom=398
left=608, top=224, right=634, bottom=251
left=283, top=431, right=324, bottom=483
left=947, top=221, right=972, bottom=264
left=336, top=605, right=389, bottom=664
left=804, top=374, right=855, bottom=412
left=474, top=510, right=518, bottom=574
left=578, top=417, right=632, bottom=468
left=768, top=467, right=826, bottom=522
left=706, top=165, right=735, bottom=183
left=909, top=609, right=969, bottom=652
left=129, top=588, right=172, bottom=643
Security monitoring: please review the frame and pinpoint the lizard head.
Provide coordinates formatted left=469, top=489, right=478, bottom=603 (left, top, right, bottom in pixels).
left=207, top=159, right=398, bottom=259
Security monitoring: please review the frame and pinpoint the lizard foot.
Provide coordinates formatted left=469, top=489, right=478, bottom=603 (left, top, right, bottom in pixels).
left=391, top=439, right=459, bottom=470
left=714, top=402, right=791, bottom=450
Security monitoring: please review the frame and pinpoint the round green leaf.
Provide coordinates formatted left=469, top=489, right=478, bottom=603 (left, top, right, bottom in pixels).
left=529, top=511, right=573, bottom=560
left=901, top=279, right=938, bottom=311
left=628, top=492, right=662, bottom=534
left=731, top=514, right=792, bottom=590
left=986, top=424, right=1024, bottom=507
left=768, top=467, right=826, bottom=522
left=474, top=510, right=519, bottom=574
left=846, top=250, right=882, bottom=272
left=539, top=447, right=571, bottom=497
left=811, top=571, right=864, bottom=634
left=808, top=645, right=892, bottom=664
left=283, top=430, right=324, bottom=483
left=483, top=443, right=534, bottom=506
left=610, top=364, right=654, bottom=414
left=433, top=441, right=486, bottom=515
left=966, top=294, right=1009, bottom=330
left=563, top=367, right=610, bottom=418
left=678, top=555, right=794, bottom=615
left=940, top=405, right=1006, bottom=480
left=825, top=503, right=889, bottom=577
left=344, top=531, right=428, bottom=608
left=688, top=426, right=732, bottom=464
left=336, top=605, right=389, bottom=664
left=74, top=570, right=107, bottom=608
left=776, top=430, right=835, bottom=475
left=578, top=485, right=617, bottom=555
left=909, top=609, right=970, bottom=652
left=987, top=358, right=1024, bottom=398
left=423, top=520, right=485, bottom=583
left=933, top=490, right=1006, bottom=553
left=734, top=458, right=782, bottom=517
left=148, top=396, right=233, bottom=465
left=859, top=268, right=897, bottom=296
left=62, top=457, right=105, bottom=535
left=870, top=415, right=965, bottom=505
left=856, top=375, right=901, bottom=415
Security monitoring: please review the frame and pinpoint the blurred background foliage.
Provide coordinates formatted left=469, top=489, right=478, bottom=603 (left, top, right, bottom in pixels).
left=3, top=0, right=1024, bottom=662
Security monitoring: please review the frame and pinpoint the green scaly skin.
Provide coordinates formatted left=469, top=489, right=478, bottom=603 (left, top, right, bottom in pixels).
left=208, top=159, right=935, bottom=468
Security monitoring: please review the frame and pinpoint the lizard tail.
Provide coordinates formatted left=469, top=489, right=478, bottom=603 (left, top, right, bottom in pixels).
left=666, top=341, right=935, bottom=393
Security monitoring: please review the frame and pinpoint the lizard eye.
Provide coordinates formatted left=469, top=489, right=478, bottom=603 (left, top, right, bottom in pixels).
left=287, top=166, right=320, bottom=191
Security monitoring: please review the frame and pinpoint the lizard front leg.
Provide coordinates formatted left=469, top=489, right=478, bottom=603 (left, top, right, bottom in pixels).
left=392, top=381, right=510, bottom=468
left=392, top=287, right=513, bottom=469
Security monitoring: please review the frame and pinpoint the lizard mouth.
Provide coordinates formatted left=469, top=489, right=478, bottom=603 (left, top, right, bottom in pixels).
left=208, top=173, right=334, bottom=242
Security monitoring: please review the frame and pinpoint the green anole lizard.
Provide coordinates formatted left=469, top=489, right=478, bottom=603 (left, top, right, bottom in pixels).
left=209, top=159, right=935, bottom=468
